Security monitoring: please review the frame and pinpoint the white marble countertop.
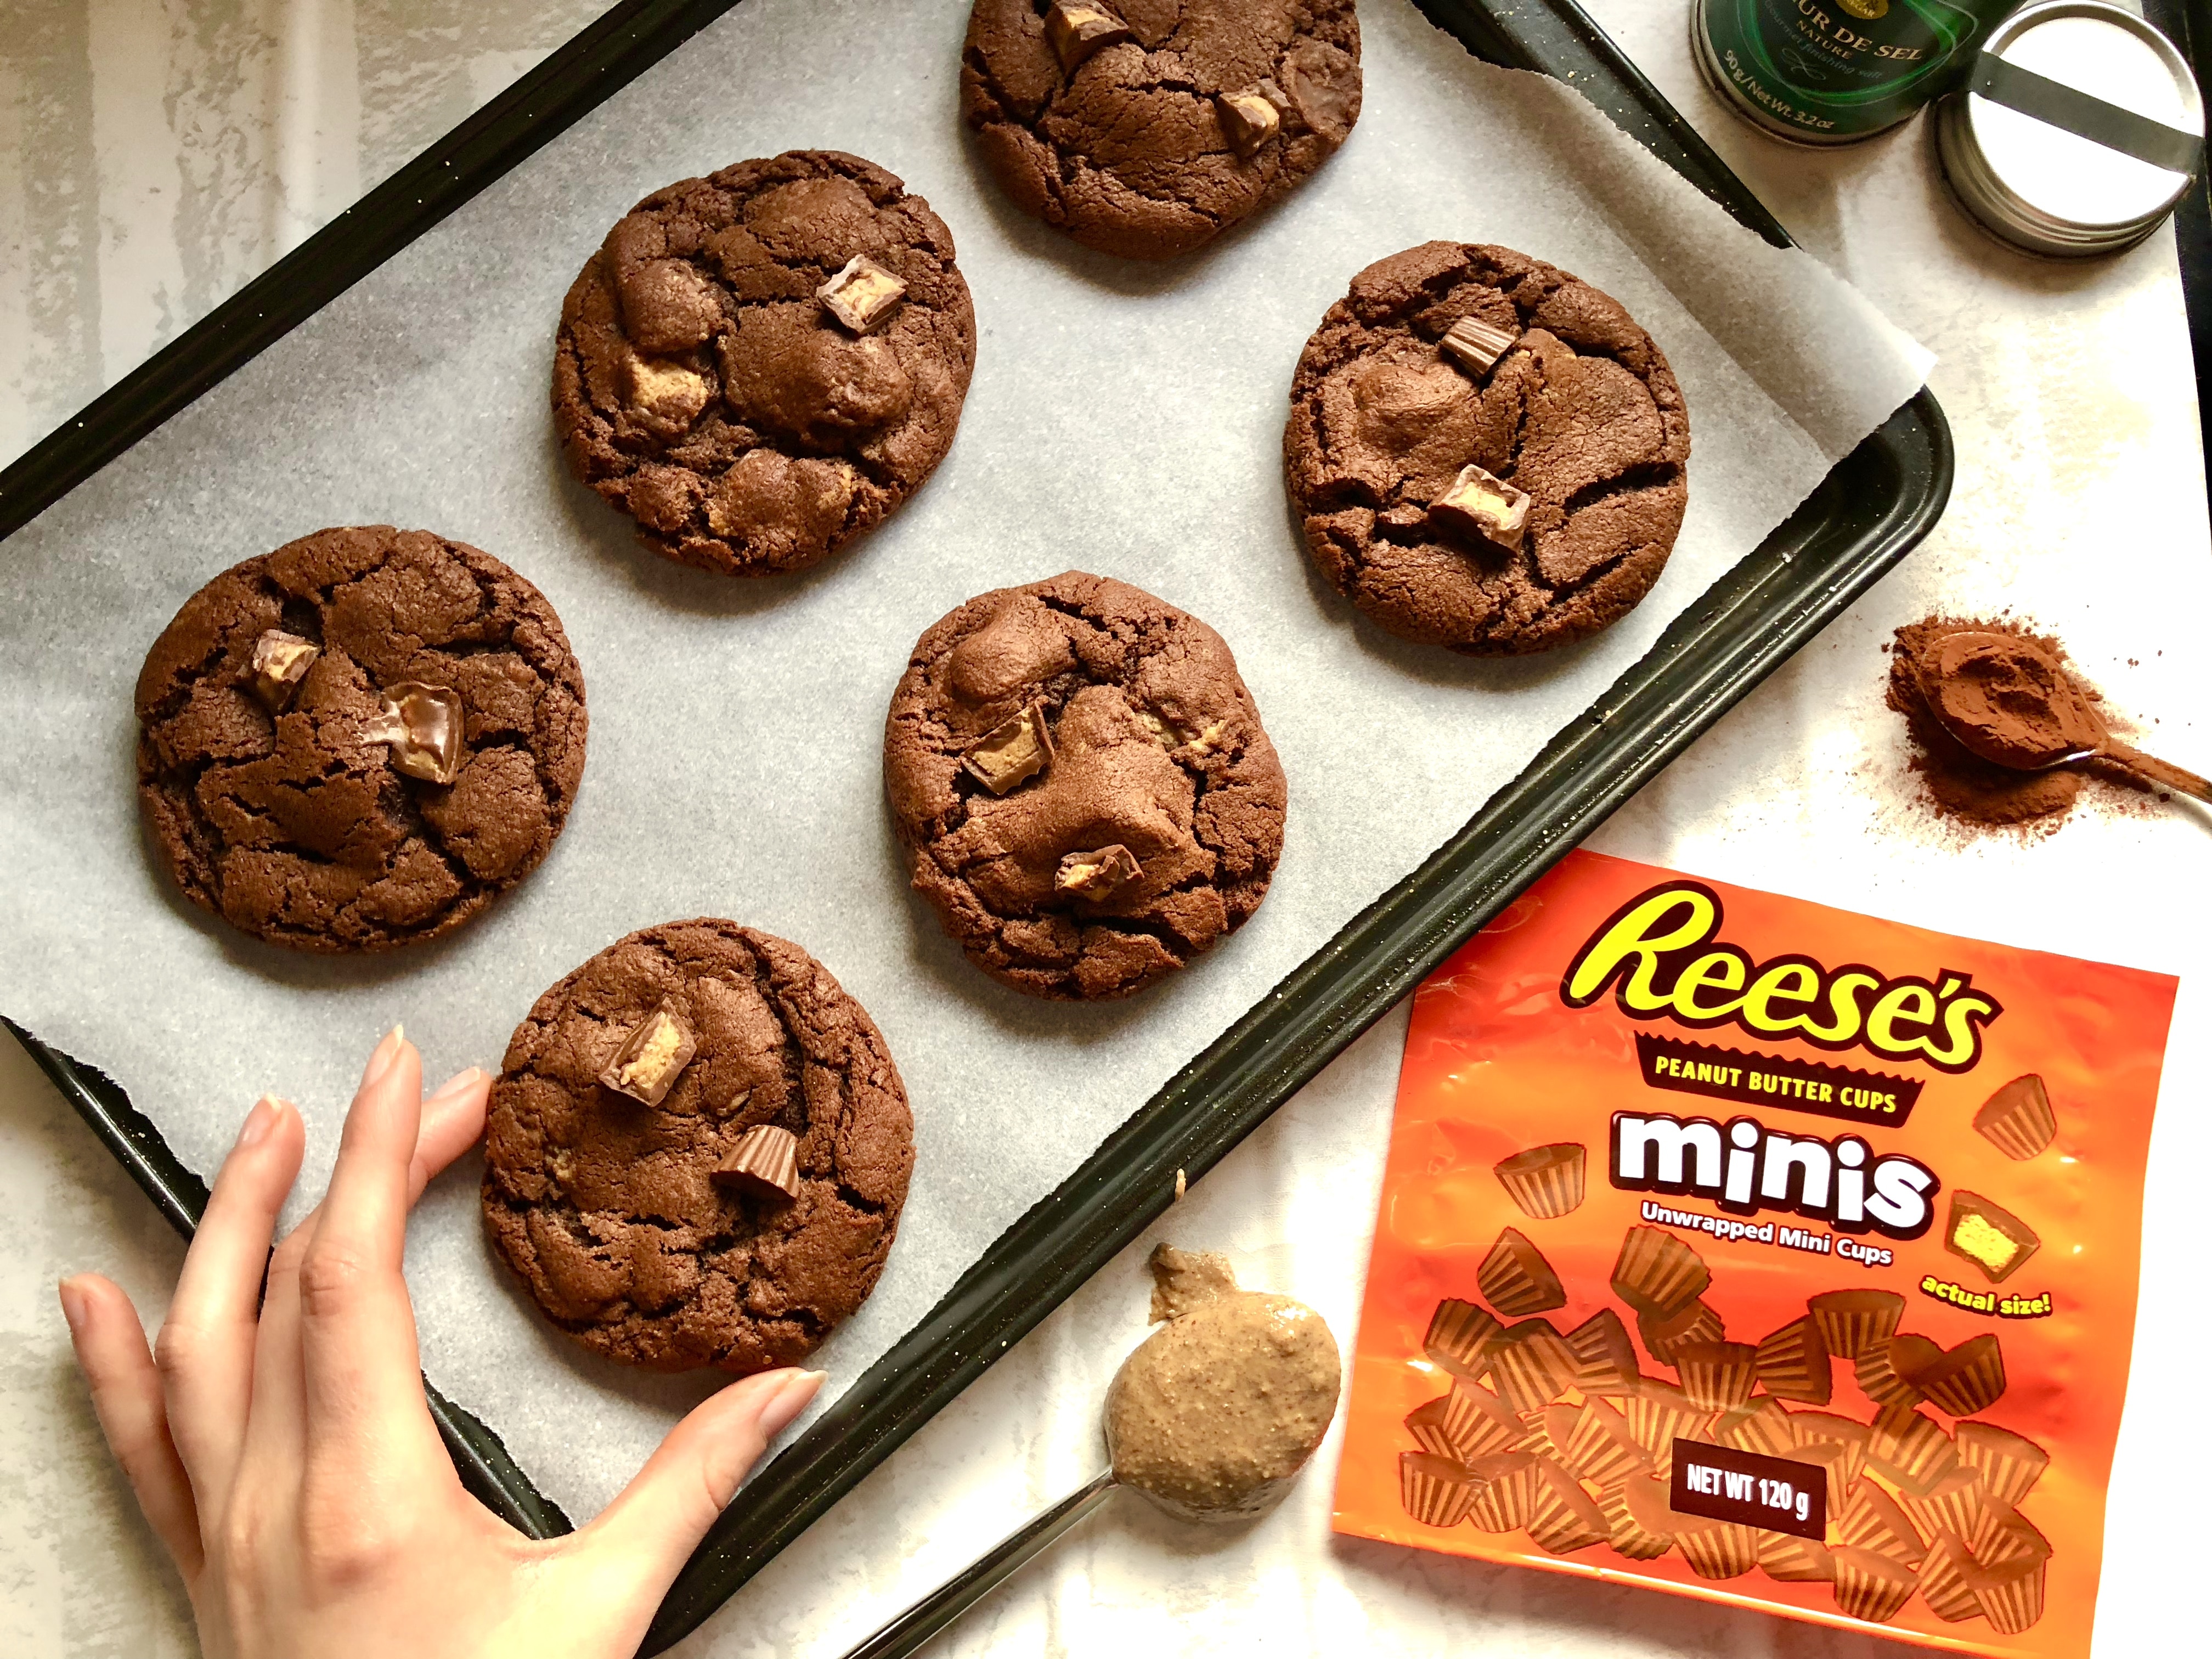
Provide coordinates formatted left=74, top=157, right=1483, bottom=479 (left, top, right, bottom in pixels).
left=4, top=3, right=2207, bottom=1656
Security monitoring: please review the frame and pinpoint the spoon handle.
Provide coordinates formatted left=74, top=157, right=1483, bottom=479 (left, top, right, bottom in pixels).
left=837, top=1470, right=1118, bottom=1659
left=2101, top=741, right=2212, bottom=804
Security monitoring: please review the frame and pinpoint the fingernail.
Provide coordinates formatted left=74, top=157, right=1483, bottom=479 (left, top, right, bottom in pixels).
left=363, top=1023, right=407, bottom=1088
left=425, top=1065, right=486, bottom=1104
left=57, top=1278, right=89, bottom=1336
left=758, top=1369, right=825, bottom=1438
left=236, top=1094, right=285, bottom=1149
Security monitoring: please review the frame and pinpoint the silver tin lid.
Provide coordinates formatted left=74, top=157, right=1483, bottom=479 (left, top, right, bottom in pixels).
left=1937, top=0, right=2204, bottom=257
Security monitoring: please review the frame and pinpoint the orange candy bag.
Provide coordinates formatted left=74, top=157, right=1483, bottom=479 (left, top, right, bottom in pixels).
left=1334, top=850, right=2177, bottom=1656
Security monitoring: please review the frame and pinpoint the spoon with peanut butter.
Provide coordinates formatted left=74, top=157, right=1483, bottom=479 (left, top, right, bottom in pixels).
left=1914, top=629, right=2210, bottom=803
left=839, top=1246, right=1341, bottom=1659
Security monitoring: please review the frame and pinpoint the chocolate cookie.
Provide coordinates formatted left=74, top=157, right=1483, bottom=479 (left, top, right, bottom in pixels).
left=961, top=0, right=1362, bottom=261
left=1284, top=242, right=1690, bottom=656
left=134, top=527, right=586, bottom=952
left=482, top=920, right=915, bottom=1374
left=883, top=572, right=1287, bottom=1000
left=553, top=150, right=977, bottom=577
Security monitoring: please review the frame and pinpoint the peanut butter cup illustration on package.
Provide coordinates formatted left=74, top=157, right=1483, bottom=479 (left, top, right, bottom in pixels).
left=1753, top=1313, right=1833, bottom=1404
left=1478, top=1228, right=1566, bottom=1316
left=1565, top=1308, right=1640, bottom=1395
left=1465, top=1452, right=1541, bottom=1532
left=1527, top=1459, right=1611, bottom=1555
left=1974, top=1073, right=2058, bottom=1160
left=1611, top=1226, right=1709, bottom=1317
left=1493, top=1142, right=1587, bottom=1218
left=1946, top=1191, right=2042, bottom=1285
left=1486, top=1320, right=1578, bottom=1413
left=1807, top=1289, right=1905, bottom=1362
left=1334, top=849, right=2176, bottom=1659
left=1421, top=1297, right=1500, bottom=1380
left=1399, top=1451, right=1479, bottom=1528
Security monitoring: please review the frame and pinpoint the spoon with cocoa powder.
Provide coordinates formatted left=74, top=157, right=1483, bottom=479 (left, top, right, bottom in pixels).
left=1914, top=630, right=2210, bottom=803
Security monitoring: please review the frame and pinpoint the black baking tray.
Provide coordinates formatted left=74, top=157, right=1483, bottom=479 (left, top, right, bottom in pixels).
left=0, top=1, right=1950, bottom=1651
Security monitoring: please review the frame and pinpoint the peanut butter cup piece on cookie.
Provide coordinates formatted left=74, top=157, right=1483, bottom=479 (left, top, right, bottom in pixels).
left=554, top=150, right=976, bottom=577
left=483, top=920, right=913, bottom=1374
left=960, top=0, right=1362, bottom=260
left=884, top=572, right=1286, bottom=1000
left=134, top=527, right=586, bottom=952
left=1285, top=242, right=1689, bottom=655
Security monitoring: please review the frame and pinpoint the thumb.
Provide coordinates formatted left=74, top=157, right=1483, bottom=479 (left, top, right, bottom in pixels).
left=578, top=1367, right=822, bottom=1594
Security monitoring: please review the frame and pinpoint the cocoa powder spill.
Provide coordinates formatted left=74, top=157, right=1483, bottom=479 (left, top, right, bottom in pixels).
left=1889, top=617, right=2145, bottom=832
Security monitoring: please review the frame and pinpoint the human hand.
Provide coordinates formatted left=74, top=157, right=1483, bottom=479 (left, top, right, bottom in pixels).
left=59, top=1025, right=821, bottom=1659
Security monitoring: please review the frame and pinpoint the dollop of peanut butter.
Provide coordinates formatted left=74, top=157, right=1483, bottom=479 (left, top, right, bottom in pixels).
left=1104, top=1246, right=1341, bottom=1522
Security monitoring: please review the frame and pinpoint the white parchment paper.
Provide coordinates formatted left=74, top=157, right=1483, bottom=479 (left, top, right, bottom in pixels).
left=0, top=0, right=1929, bottom=1524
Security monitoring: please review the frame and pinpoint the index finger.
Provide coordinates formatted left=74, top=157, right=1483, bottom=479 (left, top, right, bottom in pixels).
left=294, top=1029, right=445, bottom=1464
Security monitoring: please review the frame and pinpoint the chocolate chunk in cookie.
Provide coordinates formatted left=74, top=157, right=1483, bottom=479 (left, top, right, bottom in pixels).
left=884, top=572, right=1288, bottom=1000
left=961, top=0, right=1362, bottom=261
left=483, top=921, right=915, bottom=1374
left=134, top=527, right=586, bottom=952
left=1284, top=242, right=1691, bottom=656
left=553, top=150, right=977, bottom=577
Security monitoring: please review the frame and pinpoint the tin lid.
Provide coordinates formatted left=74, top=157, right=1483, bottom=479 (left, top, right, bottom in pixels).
left=1937, top=0, right=2204, bottom=257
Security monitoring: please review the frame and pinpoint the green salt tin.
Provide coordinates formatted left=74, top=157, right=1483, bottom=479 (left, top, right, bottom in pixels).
left=1692, top=0, right=2019, bottom=144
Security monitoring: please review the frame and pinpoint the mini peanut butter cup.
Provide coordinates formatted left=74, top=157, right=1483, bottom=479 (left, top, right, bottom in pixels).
left=1793, top=1436, right=1866, bottom=1511
left=1611, top=1225, right=1711, bottom=1317
left=1466, top=1451, right=1540, bottom=1532
left=1492, top=1141, right=1587, bottom=1218
left=1973, top=1551, right=2049, bottom=1634
left=1869, top=1405, right=1963, bottom=1497
left=1973, top=1073, right=2058, bottom=1160
left=1917, top=1534, right=1983, bottom=1622
left=1638, top=1297, right=1723, bottom=1365
left=1601, top=1471, right=1679, bottom=1560
left=1405, top=1394, right=1480, bottom=1463
left=1971, top=1500, right=2052, bottom=1568
left=1486, top=1319, right=1578, bottom=1413
left=1901, top=1465, right=1987, bottom=1545
left=1713, top=1397, right=1795, bottom=1458
left=1561, top=1398, right=1650, bottom=1486
left=1790, top=1409, right=1874, bottom=1452
left=1479, top=1227, right=1567, bottom=1317
left=1754, top=1313, right=1833, bottom=1405
left=1944, top=1191, right=2041, bottom=1285
left=1443, top=1379, right=1533, bottom=1459
left=1622, top=1380, right=1714, bottom=1474
left=1398, top=1450, right=1479, bottom=1528
left=1807, top=1289, right=1905, bottom=1362
left=1832, top=1545, right=1918, bottom=1623
left=1914, top=1334, right=2007, bottom=1418
left=1838, top=1480, right=1929, bottom=1567
left=1527, top=1458, right=1611, bottom=1554
left=1757, top=1532, right=1837, bottom=1583
left=1674, top=1340, right=1758, bottom=1411
left=1522, top=1403, right=1577, bottom=1463
left=1857, top=1332, right=1942, bottom=1410
left=1677, top=1518, right=1759, bottom=1580
left=1422, top=1296, right=1503, bottom=1381
left=1954, top=1421, right=2049, bottom=1508
left=1565, top=1307, right=1641, bottom=1396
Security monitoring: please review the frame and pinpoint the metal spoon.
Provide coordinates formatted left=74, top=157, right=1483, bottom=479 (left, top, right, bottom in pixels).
left=838, top=1471, right=1118, bottom=1659
left=1918, top=630, right=2210, bottom=803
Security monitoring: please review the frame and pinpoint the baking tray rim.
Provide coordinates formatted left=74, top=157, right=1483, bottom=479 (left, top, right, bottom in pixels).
left=0, top=0, right=1953, bottom=1651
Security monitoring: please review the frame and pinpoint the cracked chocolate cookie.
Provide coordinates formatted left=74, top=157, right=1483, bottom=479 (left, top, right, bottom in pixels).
left=134, top=527, right=586, bottom=952
left=961, top=0, right=1362, bottom=261
left=553, top=150, right=977, bottom=577
left=483, top=920, right=915, bottom=1374
left=884, top=572, right=1287, bottom=1000
left=1284, top=242, right=1690, bottom=656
